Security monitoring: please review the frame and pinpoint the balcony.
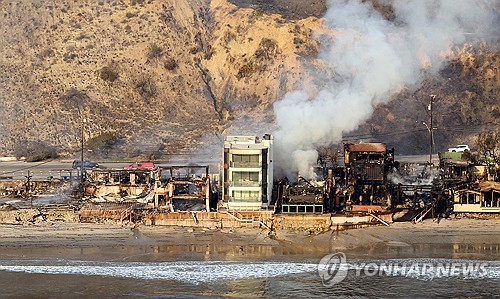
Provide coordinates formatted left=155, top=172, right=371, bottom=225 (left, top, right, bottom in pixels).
left=229, top=196, right=260, bottom=202
left=230, top=161, right=261, bottom=168
left=230, top=180, right=261, bottom=187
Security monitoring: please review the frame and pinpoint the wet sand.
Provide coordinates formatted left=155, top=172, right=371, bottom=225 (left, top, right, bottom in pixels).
left=314, top=218, right=500, bottom=259
left=0, top=218, right=499, bottom=262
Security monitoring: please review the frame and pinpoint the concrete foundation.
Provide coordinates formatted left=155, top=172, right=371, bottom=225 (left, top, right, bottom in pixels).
left=0, top=207, right=78, bottom=223
left=0, top=205, right=393, bottom=231
left=0, top=180, right=63, bottom=196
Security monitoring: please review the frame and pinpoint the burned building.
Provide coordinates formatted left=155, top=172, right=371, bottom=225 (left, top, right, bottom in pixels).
left=83, top=165, right=216, bottom=212
left=222, top=135, right=273, bottom=211
left=439, top=151, right=494, bottom=185
left=343, top=142, right=394, bottom=206
left=154, top=166, right=215, bottom=212
left=439, top=152, right=472, bottom=185
left=85, top=169, right=155, bottom=201
left=279, top=177, right=326, bottom=214
left=344, top=142, right=393, bottom=183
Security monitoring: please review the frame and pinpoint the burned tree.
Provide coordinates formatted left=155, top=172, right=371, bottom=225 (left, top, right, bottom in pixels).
left=317, top=144, right=341, bottom=168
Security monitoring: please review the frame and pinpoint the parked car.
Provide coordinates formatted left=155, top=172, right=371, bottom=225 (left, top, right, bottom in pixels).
left=123, top=162, right=155, bottom=170
left=72, top=160, right=100, bottom=169
left=447, top=145, right=470, bottom=152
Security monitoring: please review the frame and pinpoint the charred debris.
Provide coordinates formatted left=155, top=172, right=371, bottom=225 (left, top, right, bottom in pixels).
left=2, top=135, right=498, bottom=227
left=74, top=135, right=498, bottom=222
left=84, top=166, right=217, bottom=213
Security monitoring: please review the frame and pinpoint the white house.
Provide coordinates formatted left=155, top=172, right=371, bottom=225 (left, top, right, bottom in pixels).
left=222, top=135, right=273, bottom=210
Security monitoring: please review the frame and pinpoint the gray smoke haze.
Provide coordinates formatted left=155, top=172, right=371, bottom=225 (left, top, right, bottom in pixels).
left=273, top=0, right=497, bottom=179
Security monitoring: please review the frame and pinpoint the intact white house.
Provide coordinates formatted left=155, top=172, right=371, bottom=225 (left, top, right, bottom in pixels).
left=222, top=135, right=273, bottom=210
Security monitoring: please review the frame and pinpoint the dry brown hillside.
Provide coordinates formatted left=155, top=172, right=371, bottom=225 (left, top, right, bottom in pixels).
left=0, top=0, right=325, bottom=159
left=0, top=0, right=498, bottom=159
left=356, top=45, right=500, bottom=154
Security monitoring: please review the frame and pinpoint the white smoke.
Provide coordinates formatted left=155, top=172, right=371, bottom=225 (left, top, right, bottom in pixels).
left=272, top=0, right=497, bottom=179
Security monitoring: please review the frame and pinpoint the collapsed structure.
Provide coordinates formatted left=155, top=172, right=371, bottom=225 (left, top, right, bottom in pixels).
left=84, top=165, right=216, bottom=212
left=343, top=143, right=395, bottom=206
left=74, top=136, right=500, bottom=221
left=344, top=142, right=390, bottom=182
left=279, top=177, right=327, bottom=214
left=1, top=134, right=498, bottom=228
left=153, top=166, right=215, bottom=212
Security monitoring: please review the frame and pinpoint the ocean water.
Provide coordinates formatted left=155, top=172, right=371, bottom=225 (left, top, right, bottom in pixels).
left=0, top=258, right=499, bottom=298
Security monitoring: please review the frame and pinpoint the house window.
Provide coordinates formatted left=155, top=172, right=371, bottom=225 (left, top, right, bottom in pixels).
left=232, top=190, right=260, bottom=202
left=231, top=171, right=260, bottom=186
left=483, top=190, right=500, bottom=207
left=460, top=192, right=478, bottom=204
left=231, top=154, right=260, bottom=168
left=468, top=193, right=477, bottom=204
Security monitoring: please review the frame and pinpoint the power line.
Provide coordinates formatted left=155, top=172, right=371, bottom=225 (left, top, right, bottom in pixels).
left=343, top=128, right=427, bottom=139
left=1, top=159, right=54, bottom=175
left=343, top=123, right=497, bottom=140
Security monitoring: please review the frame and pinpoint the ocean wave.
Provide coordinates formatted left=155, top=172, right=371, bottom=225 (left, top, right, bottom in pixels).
left=0, top=260, right=318, bottom=284
left=1, top=258, right=499, bottom=284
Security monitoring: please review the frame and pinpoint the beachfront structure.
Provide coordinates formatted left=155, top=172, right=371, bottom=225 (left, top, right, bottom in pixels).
left=222, top=135, right=273, bottom=211
left=453, top=181, right=500, bottom=213
left=344, top=142, right=391, bottom=183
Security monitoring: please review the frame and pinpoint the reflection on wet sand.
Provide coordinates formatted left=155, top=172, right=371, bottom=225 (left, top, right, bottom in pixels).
left=453, top=243, right=500, bottom=255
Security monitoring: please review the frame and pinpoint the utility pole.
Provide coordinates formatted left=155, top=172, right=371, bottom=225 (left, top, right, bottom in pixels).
left=25, top=170, right=32, bottom=207
left=429, top=95, right=436, bottom=165
left=80, top=116, right=86, bottom=199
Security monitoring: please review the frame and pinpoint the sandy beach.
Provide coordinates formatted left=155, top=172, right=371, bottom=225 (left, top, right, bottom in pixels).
left=1, top=218, right=498, bottom=262
left=0, top=219, right=499, bottom=298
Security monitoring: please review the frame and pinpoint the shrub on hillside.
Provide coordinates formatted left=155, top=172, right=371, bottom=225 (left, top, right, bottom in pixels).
left=100, top=65, right=119, bottom=82
left=163, top=57, right=178, bottom=71
left=60, top=89, right=89, bottom=111
left=255, top=38, right=279, bottom=60
left=13, top=141, right=59, bottom=162
left=147, top=43, right=163, bottom=63
left=134, top=75, right=157, bottom=100
left=87, top=132, right=120, bottom=158
left=237, top=61, right=256, bottom=79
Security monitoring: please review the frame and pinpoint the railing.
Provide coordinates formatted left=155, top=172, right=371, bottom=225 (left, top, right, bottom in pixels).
left=225, top=211, right=271, bottom=230
left=230, top=161, right=261, bottom=168
left=412, top=205, right=434, bottom=223
left=120, top=206, right=134, bottom=223
left=481, top=201, right=500, bottom=208
left=368, top=212, right=390, bottom=226
left=230, top=180, right=261, bottom=187
left=282, top=204, right=323, bottom=214
left=229, top=197, right=260, bottom=202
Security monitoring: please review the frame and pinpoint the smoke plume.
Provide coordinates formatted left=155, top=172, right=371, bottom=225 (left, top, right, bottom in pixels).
left=273, top=0, right=497, bottom=179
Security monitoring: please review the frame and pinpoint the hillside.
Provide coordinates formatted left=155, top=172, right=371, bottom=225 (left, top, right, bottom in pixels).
left=357, top=45, right=499, bottom=154
left=0, top=0, right=498, bottom=159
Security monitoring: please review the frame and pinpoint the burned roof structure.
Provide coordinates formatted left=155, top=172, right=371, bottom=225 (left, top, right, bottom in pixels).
left=479, top=181, right=500, bottom=193
left=344, top=142, right=391, bottom=182
left=344, top=142, right=387, bottom=155
left=154, top=166, right=215, bottom=212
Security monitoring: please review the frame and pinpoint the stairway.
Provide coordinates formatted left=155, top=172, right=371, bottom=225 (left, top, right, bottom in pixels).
left=225, top=211, right=271, bottom=230
left=412, top=205, right=433, bottom=223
